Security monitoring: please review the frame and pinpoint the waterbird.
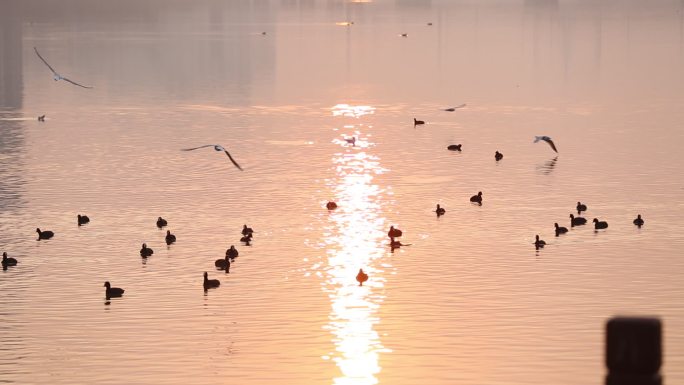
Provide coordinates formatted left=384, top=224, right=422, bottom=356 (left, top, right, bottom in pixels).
left=104, top=282, right=124, bottom=299
left=414, top=118, right=425, bottom=126
left=38, top=115, right=45, bottom=121
left=577, top=202, right=587, bottom=214
left=2, top=252, right=18, bottom=267
left=356, top=269, right=368, bottom=286
left=240, top=233, right=252, bottom=243
left=534, top=235, right=546, bottom=248
left=534, top=135, right=558, bottom=153
left=34, top=47, right=93, bottom=89
left=140, top=243, right=153, bottom=257
left=344, top=137, right=356, bottom=146
left=77, top=214, right=90, bottom=226
left=388, top=226, right=403, bottom=239
left=326, top=201, right=338, bottom=210
left=203, top=272, right=221, bottom=289
left=400, top=33, right=408, bottom=37
left=569, top=214, right=587, bottom=227
left=495, top=151, right=503, bottom=161
left=165, top=230, right=176, bottom=245
left=554, top=223, right=568, bottom=235
left=226, top=245, right=239, bottom=261
left=181, top=144, right=243, bottom=171
left=593, top=218, right=609, bottom=230
left=633, top=214, right=644, bottom=227
left=470, top=191, right=483, bottom=204
left=156, top=217, right=168, bottom=228
left=435, top=204, right=445, bottom=216
left=241, top=225, right=254, bottom=236
left=443, top=103, right=466, bottom=111
left=36, top=228, right=54, bottom=240
left=215, top=255, right=231, bottom=272
left=447, top=144, right=462, bottom=151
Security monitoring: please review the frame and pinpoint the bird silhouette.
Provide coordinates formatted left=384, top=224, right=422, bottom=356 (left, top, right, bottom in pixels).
left=34, top=47, right=92, bottom=89
left=181, top=144, right=243, bottom=171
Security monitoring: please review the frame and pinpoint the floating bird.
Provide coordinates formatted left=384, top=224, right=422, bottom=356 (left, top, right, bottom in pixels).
left=77, top=214, right=90, bottom=226
left=356, top=269, right=368, bottom=286
left=447, top=144, right=462, bottom=151
left=388, top=226, right=403, bottom=239
left=427, top=22, right=433, bottom=26
left=576, top=202, right=587, bottom=214
left=569, top=214, right=587, bottom=227
left=593, top=218, right=609, bottom=230
left=470, top=191, right=483, bottom=204
left=435, top=204, right=445, bottom=216
left=414, top=118, right=425, bottom=126
left=534, top=136, right=558, bottom=153
left=156, top=217, right=168, bottom=228
left=2, top=252, right=18, bottom=267
left=554, top=223, right=568, bottom=235
left=181, top=144, right=243, bottom=171
left=240, top=233, right=253, bottom=243
left=38, top=115, right=45, bottom=122
left=226, top=245, right=239, bottom=261
left=344, top=137, right=356, bottom=146
left=203, top=272, right=221, bottom=289
left=495, top=151, right=503, bottom=161
left=165, top=230, right=176, bottom=245
left=443, top=103, right=466, bottom=111
left=261, top=31, right=267, bottom=35
left=390, top=240, right=411, bottom=249
left=633, top=214, right=644, bottom=227
left=215, top=255, right=231, bottom=272
left=104, top=281, right=124, bottom=299
left=36, top=228, right=54, bottom=240
left=34, top=47, right=92, bottom=89
left=400, top=33, right=408, bottom=37
left=326, top=201, right=338, bottom=210
left=241, top=225, right=254, bottom=236
left=140, top=243, right=154, bottom=257
left=534, top=235, right=546, bottom=248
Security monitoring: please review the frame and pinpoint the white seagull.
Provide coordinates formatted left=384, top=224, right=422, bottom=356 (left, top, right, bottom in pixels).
left=181, top=144, right=243, bottom=171
left=34, top=47, right=93, bottom=89
left=534, top=136, right=558, bottom=153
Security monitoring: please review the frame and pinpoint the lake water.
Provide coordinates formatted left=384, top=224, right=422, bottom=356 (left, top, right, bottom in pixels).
left=2, top=1, right=684, bottom=384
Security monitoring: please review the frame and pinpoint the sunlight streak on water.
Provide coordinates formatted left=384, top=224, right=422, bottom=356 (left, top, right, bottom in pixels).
left=319, top=104, right=390, bottom=385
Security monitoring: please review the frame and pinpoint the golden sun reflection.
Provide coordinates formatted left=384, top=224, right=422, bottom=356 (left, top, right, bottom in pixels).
left=318, top=104, right=390, bottom=385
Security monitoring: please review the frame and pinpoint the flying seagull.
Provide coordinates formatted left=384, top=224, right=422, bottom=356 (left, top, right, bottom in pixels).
left=534, top=136, right=558, bottom=153
left=443, top=103, right=466, bottom=112
left=181, top=144, right=243, bottom=171
left=34, top=47, right=93, bottom=89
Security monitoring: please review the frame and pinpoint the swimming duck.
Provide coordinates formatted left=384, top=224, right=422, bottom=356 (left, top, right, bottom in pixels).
left=633, top=214, right=644, bottom=227
left=38, top=115, right=45, bottom=122
left=326, top=201, right=338, bottom=210
left=435, top=204, right=445, bottom=216
left=240, top=233, right=253, bottom=243
left=203, top=272, right=220, bottom=289
left=534, top=234, right=546, bottom=248
left=414, top=118, right=425, bottom=126
left=495, top=151, right=503, bottom=161
left=356, top=269, right=368, bottom=286
left=388, top=226, right=403, bottom=239
left=36, top=228, right=54, bottom=240
left=215, top=255, right=231, bottom=272
left=77, top=214, right=90, bottom=226
left=140, top=243, right=154, bottom=257
left=156, top=217, right=168, bottom=228
left=241, top=225, right=254, bottom=236
left=165, top=230, right=176, bottom=245
left=447, top=144, right=462, bottom=151
left=344, top=137, right=356, bottom=146
left=576, top=202, right=587, bottom=214
left=226, top=245, right=239, bottom=260
left=554, top=223, right=568, bottom=235
left=470, top=191, right=483, bottom=204
left=104, top=281, right=124, bottom=299
left=2, top=252, right=18, bottom=267
left=569, top=214, right=587, bottom=227
left=593, top=218, right=608, bottom=230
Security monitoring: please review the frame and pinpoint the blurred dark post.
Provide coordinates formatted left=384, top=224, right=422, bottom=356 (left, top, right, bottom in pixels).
left=606, top=317, right=662, bottom=385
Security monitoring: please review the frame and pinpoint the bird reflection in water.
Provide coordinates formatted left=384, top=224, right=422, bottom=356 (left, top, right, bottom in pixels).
left=537, top=156, right=558, bottom=175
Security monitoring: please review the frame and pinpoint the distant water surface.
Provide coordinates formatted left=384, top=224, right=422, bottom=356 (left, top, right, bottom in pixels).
left=1, top=1, right=684, bottom=384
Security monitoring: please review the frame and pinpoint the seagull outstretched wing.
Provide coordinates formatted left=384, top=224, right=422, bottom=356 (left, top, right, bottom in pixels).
left=34, top=47, right=93, bottom=89
left=182, top=144, right=243, bottom=171
left=62, top=77, right=93, bottom=89
left=534, top=136, right=558, bottom=153
left=181, top=144, right=217, bottom=151
left=34, top=47, right=57, bottom=74
left=222, top=150, right=243, bottom=171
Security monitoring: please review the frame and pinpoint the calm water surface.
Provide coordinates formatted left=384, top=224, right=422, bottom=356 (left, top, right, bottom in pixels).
left=2, top=1, right=684, bottom=384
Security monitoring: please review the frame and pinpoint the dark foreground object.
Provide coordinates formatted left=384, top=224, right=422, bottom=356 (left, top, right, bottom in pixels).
left=606, top=316, right=662, bottom=385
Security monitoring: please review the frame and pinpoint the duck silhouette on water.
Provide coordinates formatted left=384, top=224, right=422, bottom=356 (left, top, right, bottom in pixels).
left=576, top=202, right=587, bottom=214
left=356, top=269, right=368, bottom=286
left=2, top=252, right=18, bottom=269
left=104, top=281, right=124, bottom=300
left=554, top=223, right=568, bottom=236
left=414, top=118, right=425, bottom=126
left=241, top=225, right=254, bottom=236
left=326, top=201, right=338, bottom=210
left=447, top=144, right=462, bottom=151
left=203, top=272, right=221, bottom=290
left=36, top=228, right=54, bottom=240
left=140, top=243, right=154, bottom=257
left=470, top=191, right=483, bottom=205
left=215, top=255, right=231, bottom=273
left=77, top=214, right=90, bottom=226
left=226, top=245, right=239, bottom=261
left=495, top=151, right=503, bottom=161
left=593, top=218, right=608, bottom=230
left=156, top=217, right=168, bottom=228
left=534, top=235, right=546, bottom=249
left=569, top=214, right=587, bottom=227
left=633, top=214, right=644, bottom=227
left=435, top=204, right=446, bottom=216
left=165, top=230, right=176, bottom=245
